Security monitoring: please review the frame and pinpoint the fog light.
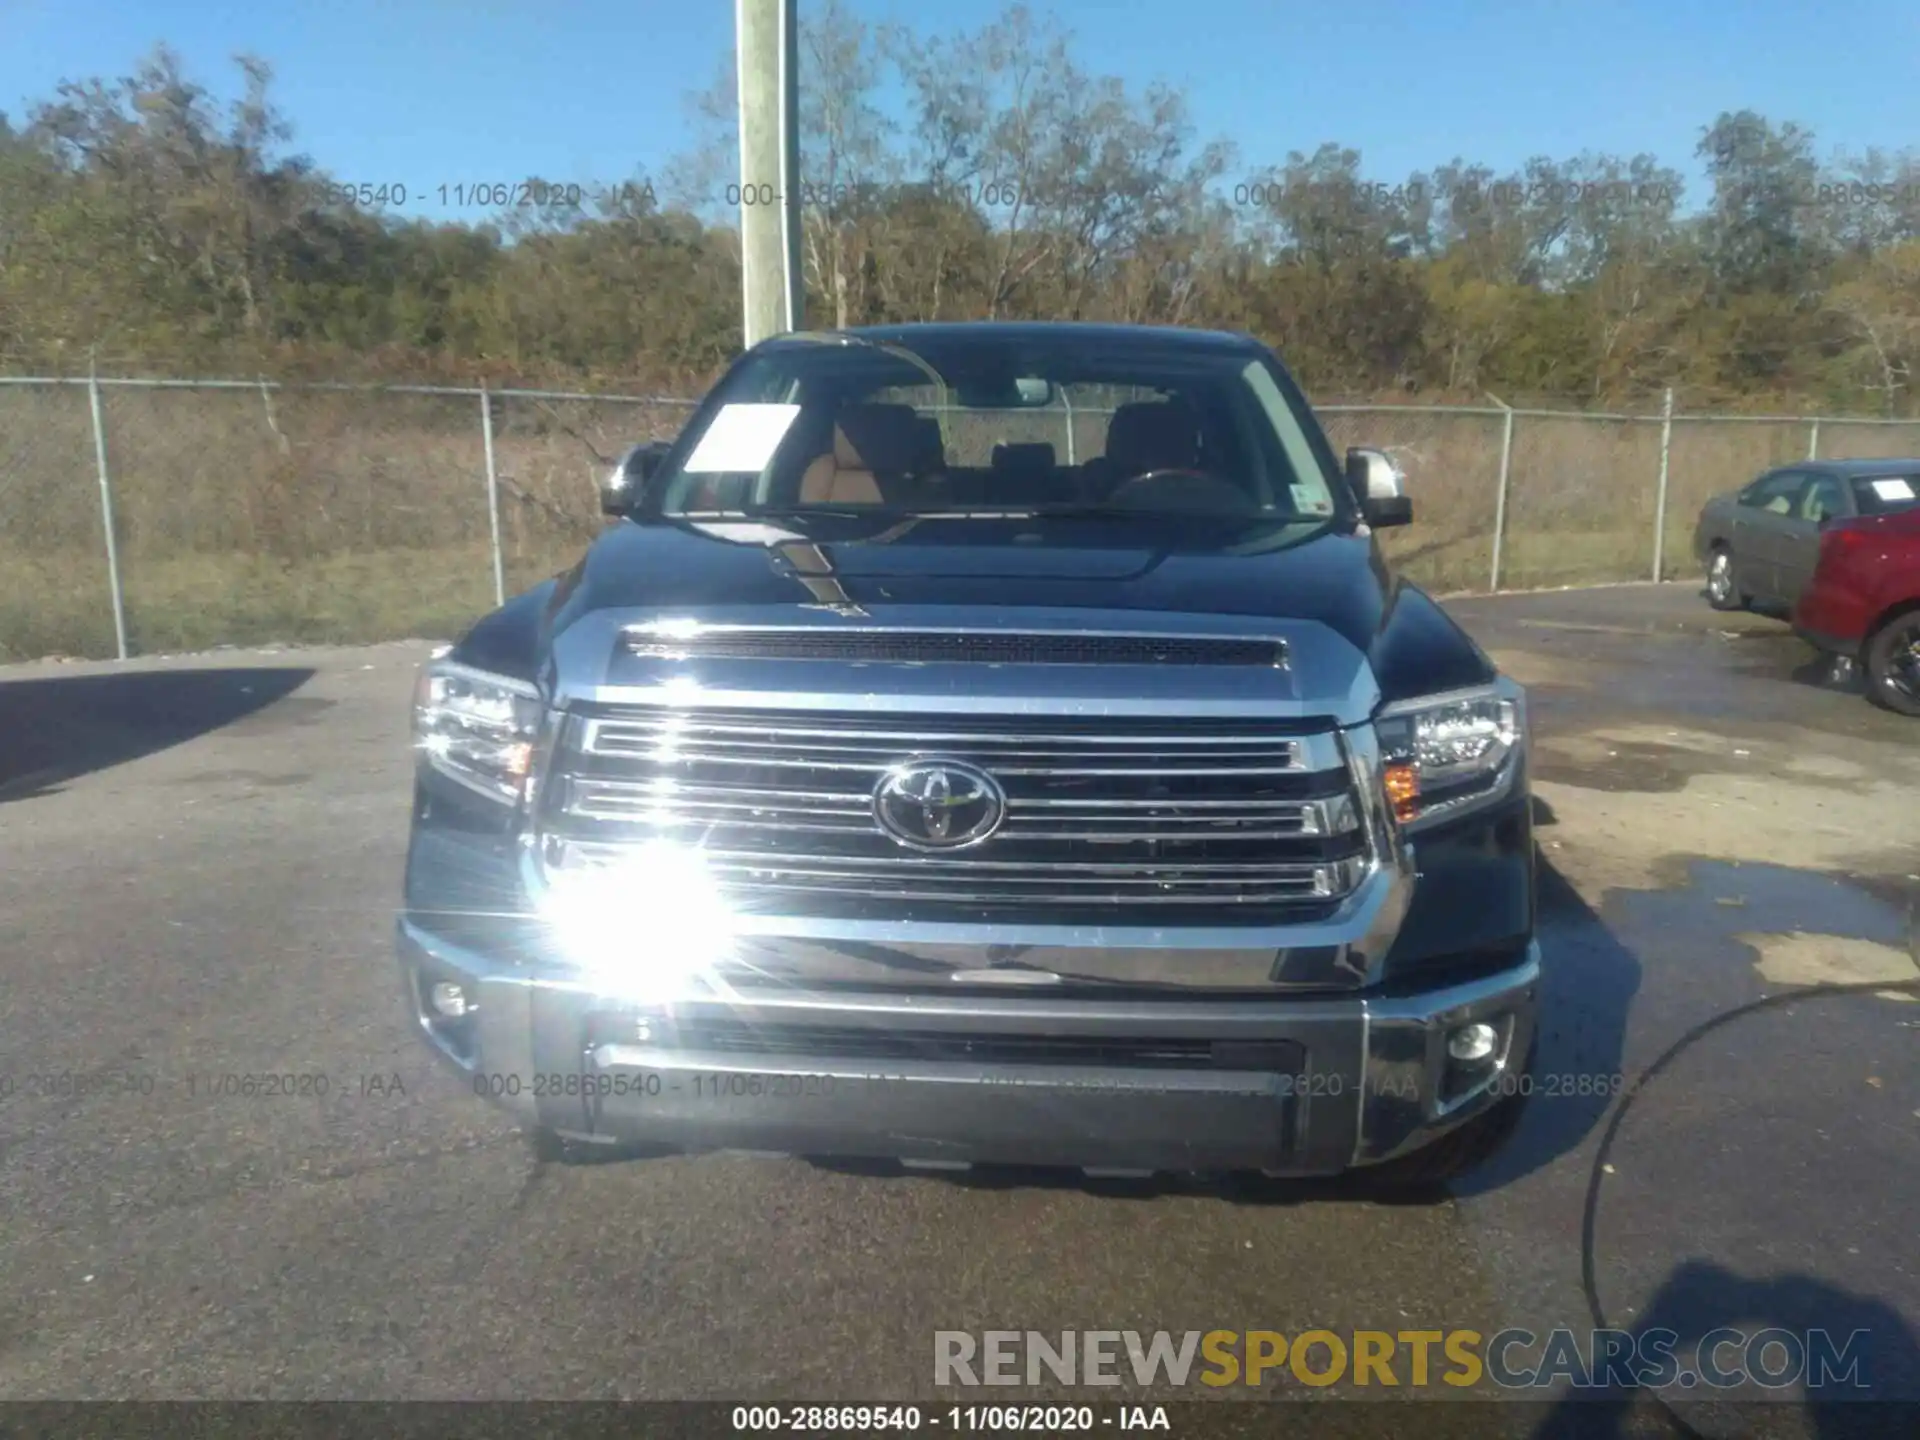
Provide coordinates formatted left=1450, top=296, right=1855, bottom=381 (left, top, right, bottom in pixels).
left=428, top=981, right=471, bottom=1019
left=1447, top=1022, right=1497, bottom=1062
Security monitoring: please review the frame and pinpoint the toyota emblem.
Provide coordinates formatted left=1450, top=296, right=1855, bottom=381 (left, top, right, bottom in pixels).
left=872, top=759, right=1006, bottom=850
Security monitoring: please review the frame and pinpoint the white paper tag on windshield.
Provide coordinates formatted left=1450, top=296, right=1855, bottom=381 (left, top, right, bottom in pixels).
left=683, top=403, right=801, bottom=473
left=1291, top=484, right=1333, bottom=514
left=1871, top=477, right=1916, bottom=501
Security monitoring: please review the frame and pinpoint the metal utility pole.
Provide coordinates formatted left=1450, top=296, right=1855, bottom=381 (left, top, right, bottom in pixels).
left=737, top=0, right=804, bottom=346
left=1651, top=386, right=1675, bottom=582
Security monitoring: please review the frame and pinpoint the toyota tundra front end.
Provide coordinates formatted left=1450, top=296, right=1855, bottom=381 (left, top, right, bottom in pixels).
left=396, top=322, right=1540, bottom=1186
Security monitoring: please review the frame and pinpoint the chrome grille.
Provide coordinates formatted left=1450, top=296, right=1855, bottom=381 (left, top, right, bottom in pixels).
left=542, top=707, right=1371, bottom=921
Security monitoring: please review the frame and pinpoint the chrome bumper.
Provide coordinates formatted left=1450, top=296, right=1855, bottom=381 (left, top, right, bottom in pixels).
left=397, top=918, right=1539, bottom=1175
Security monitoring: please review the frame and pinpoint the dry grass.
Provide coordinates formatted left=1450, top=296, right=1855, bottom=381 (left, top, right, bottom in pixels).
left=0, top=546, right=501, bottom=660
left=5, top=383, right=1918, bottom=661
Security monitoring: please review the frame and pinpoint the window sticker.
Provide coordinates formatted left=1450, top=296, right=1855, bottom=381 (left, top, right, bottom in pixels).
left=1870, top=477, right=1916, bottom=501
left=1291, top=484, right=1333, bottom=514
left=683, top=403, right=802, bottom=473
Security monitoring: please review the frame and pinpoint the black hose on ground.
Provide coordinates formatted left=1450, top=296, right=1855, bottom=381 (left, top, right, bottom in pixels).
left=1577, top=974, right=1920, bottom=1438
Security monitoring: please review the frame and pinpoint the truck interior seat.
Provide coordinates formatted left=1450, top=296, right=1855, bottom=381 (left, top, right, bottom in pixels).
left=987, top=441, right=1072, bottom=505
left=799, top=402, right=936, bottom=505
left=1085, top=400, right=1205, bottom=499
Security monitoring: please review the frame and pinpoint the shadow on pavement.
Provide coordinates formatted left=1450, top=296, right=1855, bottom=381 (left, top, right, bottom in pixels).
left=0, top=666, right=317, bottom=803
left=1443, top=843, right=1642, bottom=1201
left=1533, top=1259, right=1920, bottom=1438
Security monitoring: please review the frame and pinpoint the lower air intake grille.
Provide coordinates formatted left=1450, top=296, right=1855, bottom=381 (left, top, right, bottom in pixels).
left=594, top=1016, right=1305, bottom=1072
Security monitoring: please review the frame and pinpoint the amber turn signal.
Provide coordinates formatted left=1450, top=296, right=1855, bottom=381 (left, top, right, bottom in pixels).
left=1383, top=762, right=1420, bottom=822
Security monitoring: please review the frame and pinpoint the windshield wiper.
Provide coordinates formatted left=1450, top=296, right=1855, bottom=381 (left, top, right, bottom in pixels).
left=1023, top=503, right=1269, bottom=520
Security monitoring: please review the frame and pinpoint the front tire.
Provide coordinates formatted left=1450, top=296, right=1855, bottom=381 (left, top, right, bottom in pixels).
left=523, top=1124, right=677, bottom=1166
left=1705, top=546, right=1747, bottom=611
left=1865, top=611, right=1920, bottom=717
left=523, top=1124, right=584, bottom=1164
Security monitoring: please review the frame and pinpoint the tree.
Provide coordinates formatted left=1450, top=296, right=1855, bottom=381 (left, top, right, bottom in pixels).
left=4, top=23, right=1920, bottom=416
left=1826, top=242, right=1920, bottom=414
left=1697, top=111, right=1828, bottom=297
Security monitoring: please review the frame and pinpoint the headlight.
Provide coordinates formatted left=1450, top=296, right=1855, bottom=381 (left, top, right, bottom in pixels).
left=411, top=654, right=542, bottom=802
left=1374, top=680, right=1525, bottom=830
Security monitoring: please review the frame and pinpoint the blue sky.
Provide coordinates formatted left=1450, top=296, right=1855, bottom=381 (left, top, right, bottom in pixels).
left=4, top=0, right=1918, bottom=223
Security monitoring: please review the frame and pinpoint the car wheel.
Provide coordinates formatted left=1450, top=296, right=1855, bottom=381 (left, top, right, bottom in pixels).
left=1864, top=611, right=1920, bottom=717
left=1705, top=546, right=1747, bottom=611
left=523, top=1125, right=675, bottom=1166
left=523, top=1124, right=583, bottom=1163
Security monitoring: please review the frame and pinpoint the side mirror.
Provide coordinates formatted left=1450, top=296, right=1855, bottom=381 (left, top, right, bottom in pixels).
left=1345, top=447, right=1413, bottom=529
left=601, top=440, right=671, bottom=515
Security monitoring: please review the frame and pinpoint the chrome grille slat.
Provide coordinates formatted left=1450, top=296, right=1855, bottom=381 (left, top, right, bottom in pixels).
left=566, top=782, right=869, bottom=821
left=587, top=747, right=1311, bottom=767
left=565, top=779, right=1349, bottom=822
left=572, top=780, right=873, bottom=805
left=719, top=885, right=1330, bottom=905
left=548, top=703, right=1370, bottom=919
left=997, top=828, right=1313, bottom=842
left=585, top=751, right=1308, bottom=777
left=557, top=841, right=1347, bottom=877
left=565, top=785, right=1346, bottom=843
left=554, top=843, right=1354, bottom=905
left=968, top=764, right=1302, bottom=777
left=1010, top=795, right=1317, bottom=810
left=585, top=816, right=878, bottom=834
left=581, top=717, right=1325, bottom=766
left=706, top=855, right=1323, bottom=876
left=590, top=719, right=1305, bottom=746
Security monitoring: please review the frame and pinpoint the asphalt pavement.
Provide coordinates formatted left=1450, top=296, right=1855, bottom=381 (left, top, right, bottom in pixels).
left=1, top=581, right=1915, bottom=1434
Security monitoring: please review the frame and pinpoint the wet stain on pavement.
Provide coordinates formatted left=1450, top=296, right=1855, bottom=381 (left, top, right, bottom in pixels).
left=1533, top=737, right=1736, bottom=793
left=1649, top=859, right=1916, bottom=952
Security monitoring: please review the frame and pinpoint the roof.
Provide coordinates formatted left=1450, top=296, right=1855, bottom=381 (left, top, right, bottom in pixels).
left=763, top=321, right=1264, bottom=355
left=1808, top=457, right=1920, bottom=477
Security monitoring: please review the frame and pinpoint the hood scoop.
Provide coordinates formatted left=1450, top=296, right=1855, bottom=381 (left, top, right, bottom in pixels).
left=622, top=623, right=1288, bottom=668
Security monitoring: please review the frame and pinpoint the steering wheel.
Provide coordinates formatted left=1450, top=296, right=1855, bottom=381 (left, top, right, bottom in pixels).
left=1107, top=468, right=1255, bottom=515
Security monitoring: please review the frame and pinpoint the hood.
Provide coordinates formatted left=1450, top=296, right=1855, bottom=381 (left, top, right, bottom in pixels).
left=455, top=513, right=1495, bottom=716
left=556, top=514, right=1390, bottom=648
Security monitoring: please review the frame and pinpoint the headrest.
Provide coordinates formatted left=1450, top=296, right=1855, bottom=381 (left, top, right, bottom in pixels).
left=833, top=403, right=927, bottom=472
left=991, top=442, right=1057, bottom=472
left=1105, top=401, right=1201, bottom=474
left=912, top=415, right=946, bottom=467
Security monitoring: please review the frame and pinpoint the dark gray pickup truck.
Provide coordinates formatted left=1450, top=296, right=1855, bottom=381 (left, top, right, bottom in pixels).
left=398, top=322, right=1539, bottom=1186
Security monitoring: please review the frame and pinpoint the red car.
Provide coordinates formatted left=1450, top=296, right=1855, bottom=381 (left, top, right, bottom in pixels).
left=1792, top=460, right=1920, bottom=716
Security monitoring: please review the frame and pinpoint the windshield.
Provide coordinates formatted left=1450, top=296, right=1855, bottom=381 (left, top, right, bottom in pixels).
left=643, top=335, right=1351, bottom=525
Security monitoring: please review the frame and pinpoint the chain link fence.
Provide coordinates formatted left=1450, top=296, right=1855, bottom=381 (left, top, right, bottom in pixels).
left=4, top=375, right=1919, bottom=662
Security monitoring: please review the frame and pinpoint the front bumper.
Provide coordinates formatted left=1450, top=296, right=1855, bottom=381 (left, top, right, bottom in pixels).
left=397, top=917, right=1539, bottom=1175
